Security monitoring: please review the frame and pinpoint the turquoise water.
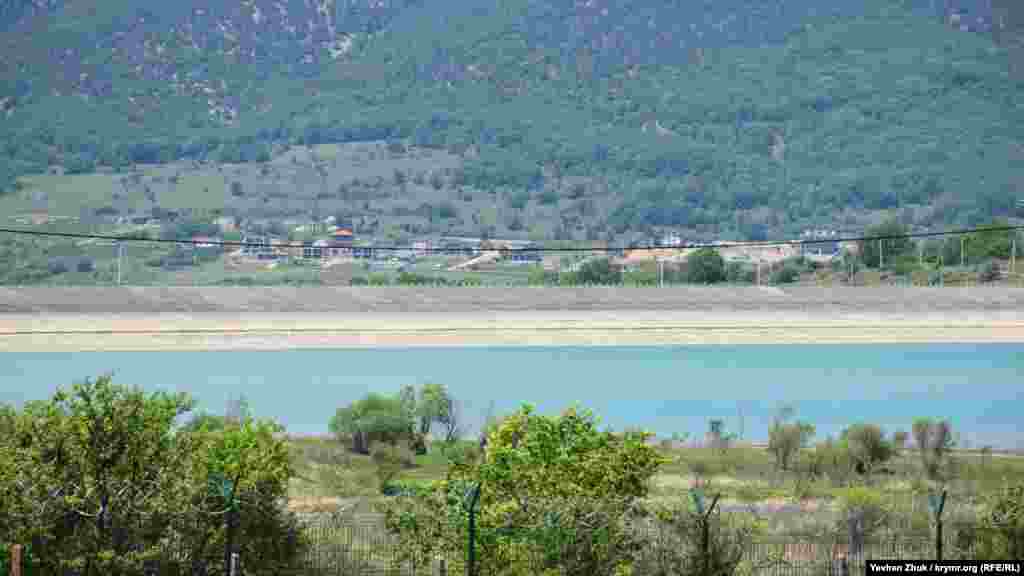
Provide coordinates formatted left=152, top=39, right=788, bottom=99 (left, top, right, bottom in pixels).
left=2, top=344, right=1022, bottom=449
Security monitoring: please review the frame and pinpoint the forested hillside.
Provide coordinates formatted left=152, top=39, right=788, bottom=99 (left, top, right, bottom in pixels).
left=1, top=0, right=1022, bottom=239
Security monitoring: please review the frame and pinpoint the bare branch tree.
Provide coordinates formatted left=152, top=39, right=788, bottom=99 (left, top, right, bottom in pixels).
left=442, top=396, right=464, bottom=443
left=480, top=399, right=496, bottom=452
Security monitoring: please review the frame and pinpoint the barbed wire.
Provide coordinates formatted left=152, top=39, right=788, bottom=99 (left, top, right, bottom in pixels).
left=0, top=224, right=1020, bottom=253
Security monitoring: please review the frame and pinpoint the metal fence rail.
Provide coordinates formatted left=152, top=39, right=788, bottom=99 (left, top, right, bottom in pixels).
left=1, top=516, right=994, bottom=576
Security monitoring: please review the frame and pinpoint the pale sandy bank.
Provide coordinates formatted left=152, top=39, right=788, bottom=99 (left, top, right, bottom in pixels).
left=2, top=310, right=1023, bottom=352
left=2, top=286, right=1022, bottom=352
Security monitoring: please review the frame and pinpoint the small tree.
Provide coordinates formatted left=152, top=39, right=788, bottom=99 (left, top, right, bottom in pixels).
left=913, top=418, right=956, bottom=482
left=837, top=486, right=890, bottom=556
left=382, top=404, right=666, bottom=575
left=892, top=430, right=908, bottom=454
left=816, top=437, right=855, bottom=486
left=0, top=375, right=304, bottom=575
left=860, top=220, right=913, bottom=269
left=576, top=257, right=622, bottom=285
left=768, top=407, right=815, bottom=471
left=686, top=248, right=726, bottom=284
left=636, top=496, right=767, bottom=576
left=329, top=393, right=414, bottom=454
left=841, top=423, right=894, bottom=475
left=708, top=419, right=737, bottom=454
left=429, top=172, right=444, bottom=191
left=371, top=442, right=415, bottom=493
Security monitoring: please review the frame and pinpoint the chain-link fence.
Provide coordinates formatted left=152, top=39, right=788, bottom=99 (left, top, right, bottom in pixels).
left=1, top=513, right=1009, bottom=576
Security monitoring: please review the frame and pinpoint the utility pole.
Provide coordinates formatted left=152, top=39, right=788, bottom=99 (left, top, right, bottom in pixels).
left=116, top=241, right=124, bottom=286
left=659, top=258, right=665, bottom=288
left=961, top=236, right=967, bottom=288
left=1011, top=234, right=1016, bottom=276
left=879, top=238, right=884, bottom=269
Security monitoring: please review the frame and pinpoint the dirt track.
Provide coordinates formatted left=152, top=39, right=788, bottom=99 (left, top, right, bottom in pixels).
left=2, top=285, right=1023, bottom=314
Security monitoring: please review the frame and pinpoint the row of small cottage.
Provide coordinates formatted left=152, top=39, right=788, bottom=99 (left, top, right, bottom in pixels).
left=236, top=229, right=544, bottom=264
left=230, top=226, right=847, bottom=267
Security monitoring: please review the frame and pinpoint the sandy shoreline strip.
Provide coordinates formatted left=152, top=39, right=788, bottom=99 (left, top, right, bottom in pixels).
left=2, top=311, right=1023, bottom=351
left=3, top=287, right=1023, bottom=351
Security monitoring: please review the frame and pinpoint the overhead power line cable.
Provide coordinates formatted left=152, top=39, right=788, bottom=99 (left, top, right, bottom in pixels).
left=0, top=225, right=1021, bottom=253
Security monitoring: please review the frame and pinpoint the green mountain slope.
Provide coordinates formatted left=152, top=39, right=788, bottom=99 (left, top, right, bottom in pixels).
left=1, top=0, right=1022, bottom=239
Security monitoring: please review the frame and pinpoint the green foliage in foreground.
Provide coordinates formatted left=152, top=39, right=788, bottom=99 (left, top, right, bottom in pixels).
left=0, top=375, right=304, bottom=575
left=380, top=404, right=666, bottom=575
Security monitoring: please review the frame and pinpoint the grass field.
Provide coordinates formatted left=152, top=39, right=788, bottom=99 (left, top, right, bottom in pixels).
left=284, top=433, right=1024, bottom=543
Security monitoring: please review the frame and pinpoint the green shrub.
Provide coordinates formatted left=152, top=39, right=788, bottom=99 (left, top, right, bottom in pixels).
left=371, top=442, right=415, bottom=493
left=539, top=190, right=559, bottom=205
left=635, top=499, right=767, bottom=576
left=974, top=482, right=1024, bottom=559
left=841, top=423, right=894, bottom=475
left=977, top=260, right=1000, bottom=283
left=770, top=263, right=801, bottom=284
left=508, top=191, right=530, bottom=210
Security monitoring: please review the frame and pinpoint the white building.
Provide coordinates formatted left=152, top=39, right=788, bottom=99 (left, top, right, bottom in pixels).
left=660, top=232, right=683, bottom=247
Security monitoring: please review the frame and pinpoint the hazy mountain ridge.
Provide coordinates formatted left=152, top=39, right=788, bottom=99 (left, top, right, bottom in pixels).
left=0, top=0, right=1022, bottom=240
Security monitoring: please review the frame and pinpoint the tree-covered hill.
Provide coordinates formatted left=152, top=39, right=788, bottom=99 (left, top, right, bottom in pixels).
left=1, top=0, right=1022, bottom=239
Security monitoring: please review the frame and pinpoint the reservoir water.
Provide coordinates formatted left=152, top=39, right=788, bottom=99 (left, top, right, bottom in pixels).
left=2, top=344, right=1021, bottom=449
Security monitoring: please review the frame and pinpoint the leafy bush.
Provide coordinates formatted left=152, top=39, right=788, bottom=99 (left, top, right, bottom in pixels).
left=576, top=257, right=622, bottom=285
left=913, top=418, right=956, bottom=482
left=770, top=263, right=801, bottom=284
left=725, top=261, right=752, bottom=283
left=0, top=375, right=305, bottom=575
left=75, top=257, right=94, bottom=274
left=841, top=423, right=894, bottom=475
left=438, top=441, right=481, bottom=467
left=330, top=393, right=413, bottom=454
left=507, top=191, right=530, bottom=210
left=371, top=442, right=416, bottom=493
left=539, top=190, right=559, bottom=205
left=46, top=257, right=69, bottom=275
left=437, top=201, right=458, bottom=219
left=768, top=419, right=815, bottom=471
left=381, top=404, right=665, bottom=576
left=977, top=260, right=1001, bottom=283
left=634, top=499, right=767, bottom=576
left=973, top=482, right=1024, bottom=560
left=835, top=486, right=890, bottom=553
left=429, top=172, right=444, bottom=191
left=814, top=437, right=854, bottom=486
left=368, top=273, right=390, bottom=286
left=686, top=248, right=725, bottom=284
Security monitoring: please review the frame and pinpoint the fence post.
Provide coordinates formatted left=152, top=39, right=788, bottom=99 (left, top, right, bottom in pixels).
left=466, top=483, right=481, bottom=576
left=11, top=544, right=22, bottom=576
left=230, top=552, right=240, bottom=576
left=930, top=489, right=947, bottom=561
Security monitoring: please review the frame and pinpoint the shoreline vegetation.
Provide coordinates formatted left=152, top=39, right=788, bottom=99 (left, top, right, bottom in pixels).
left=2, top=286, right=1024, bottom=351
left=3, top=333, right=1023, bottom=570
